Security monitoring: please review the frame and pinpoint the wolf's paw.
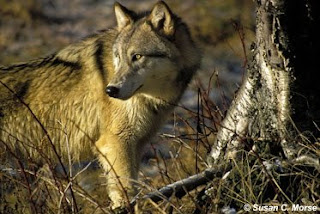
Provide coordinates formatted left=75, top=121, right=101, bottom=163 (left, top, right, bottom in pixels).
left=112, top=206, right=132, bottom=214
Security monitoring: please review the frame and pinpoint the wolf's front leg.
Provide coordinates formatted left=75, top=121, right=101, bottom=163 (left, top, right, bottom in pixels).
left=96, top=133, right=139, bottom=209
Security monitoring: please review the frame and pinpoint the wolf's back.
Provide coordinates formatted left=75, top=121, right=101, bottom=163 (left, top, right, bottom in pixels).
left=0, top=35, right=113, bottom=160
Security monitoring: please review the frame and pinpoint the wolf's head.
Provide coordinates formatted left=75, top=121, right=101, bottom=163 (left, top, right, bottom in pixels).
left=106, top=1, right=200, bottom=101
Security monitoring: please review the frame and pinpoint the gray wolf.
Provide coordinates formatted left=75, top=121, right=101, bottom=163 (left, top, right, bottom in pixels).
left=0, top=1, right=200, bottom=208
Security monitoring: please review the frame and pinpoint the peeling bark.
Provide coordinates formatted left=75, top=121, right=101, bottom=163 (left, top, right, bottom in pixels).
left=209, top=0, right=320, bottom=165
left=209, top=65, right=259, bottom=163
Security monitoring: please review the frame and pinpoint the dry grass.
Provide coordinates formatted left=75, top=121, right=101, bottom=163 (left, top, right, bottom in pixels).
left=1, top=80, right=319, bottom=213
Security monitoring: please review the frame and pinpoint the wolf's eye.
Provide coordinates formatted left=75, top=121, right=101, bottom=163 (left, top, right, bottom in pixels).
left=132, top=54, right=142, bottom=62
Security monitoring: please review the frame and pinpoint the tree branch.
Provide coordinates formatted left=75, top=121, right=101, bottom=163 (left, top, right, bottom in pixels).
left=115, top=165, right=231, bottom=214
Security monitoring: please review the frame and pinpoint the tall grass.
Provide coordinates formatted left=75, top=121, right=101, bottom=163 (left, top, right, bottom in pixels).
left=2, top=73, right=318, bottom=214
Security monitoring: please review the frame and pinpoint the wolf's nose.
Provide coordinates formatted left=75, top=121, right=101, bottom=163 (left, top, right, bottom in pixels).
left=106, top=86, right=120, bottom=98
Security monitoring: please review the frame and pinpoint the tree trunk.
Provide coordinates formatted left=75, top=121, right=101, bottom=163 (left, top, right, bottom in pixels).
left=209, top=0, right=320, bottom=165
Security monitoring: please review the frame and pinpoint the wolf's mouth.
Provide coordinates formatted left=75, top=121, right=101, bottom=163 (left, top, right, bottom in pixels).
left=133, top=84, right=143, bottom=94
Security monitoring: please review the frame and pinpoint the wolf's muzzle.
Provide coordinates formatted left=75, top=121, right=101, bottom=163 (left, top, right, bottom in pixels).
left=106, top=86, right=120, bottom=98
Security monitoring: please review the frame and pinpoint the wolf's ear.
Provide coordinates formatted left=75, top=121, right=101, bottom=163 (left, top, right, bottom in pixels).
left=149, top=1, right=175, bottom=37
left=114, top=2, right=134, bottom=31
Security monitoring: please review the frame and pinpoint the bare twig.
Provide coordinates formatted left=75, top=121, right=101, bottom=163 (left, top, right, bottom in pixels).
left=116, top=165, right=231, bottom=214
left=141, top=165, right=230, bottom=203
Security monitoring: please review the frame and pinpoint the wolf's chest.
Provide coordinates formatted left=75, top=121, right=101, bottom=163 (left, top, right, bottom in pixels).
left=114, top=97, right=172, bottom=141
